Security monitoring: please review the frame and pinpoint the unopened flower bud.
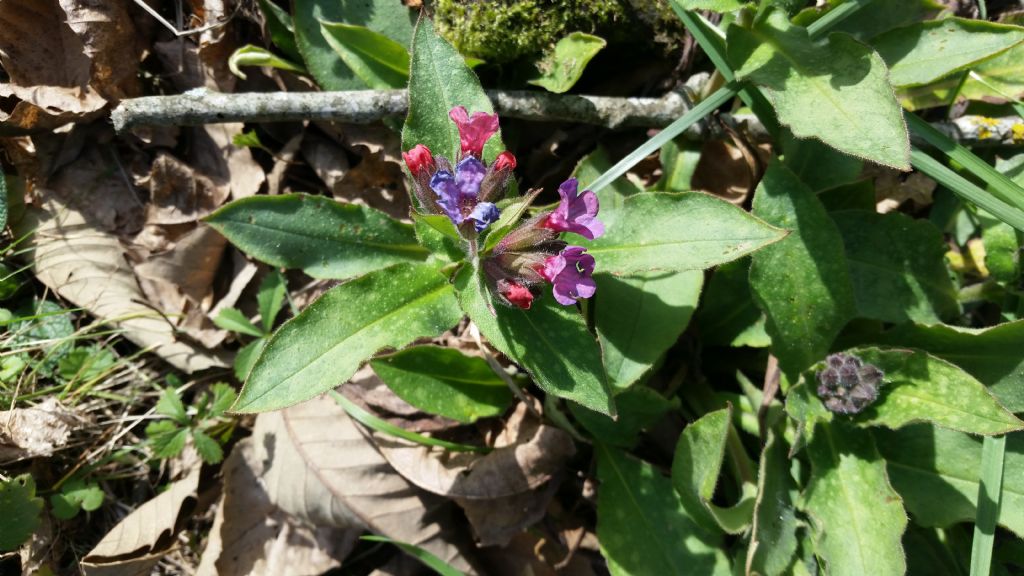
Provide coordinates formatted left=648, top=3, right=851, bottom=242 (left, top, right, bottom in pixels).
left=402, top=144, right=435, bottom=175
left=815, top=353, right=882, bottom=414
left=493, top=151, right=517, bottom=172
left=497, top=279, right=534, bottom=309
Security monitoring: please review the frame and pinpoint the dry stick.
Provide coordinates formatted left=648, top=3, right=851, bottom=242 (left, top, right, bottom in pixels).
left=111, top=88, right=1023, bottom=147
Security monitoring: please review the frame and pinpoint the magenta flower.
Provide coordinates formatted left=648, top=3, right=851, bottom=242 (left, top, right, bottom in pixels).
left=402, top=144, right=434, bottom=176
left=429, top=157, right=501, bottom=231
left=538, top=246, right=597, bottom=306
left=543, top=178, right=604, bottom=240
left=449, top=106, right=500, bottom=159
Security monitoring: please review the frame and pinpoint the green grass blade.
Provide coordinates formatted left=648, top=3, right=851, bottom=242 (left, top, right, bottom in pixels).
left=970, top=434, right=1006, bottom=576
left=910, top=148, right=1024, bottom=232
left=588, top=83, right=739, bottom=193
left=806, top=0, right=875, bottom=39
left=329, top=390, right=489, bottom=453
left=906, top=113, right=1024, bottom=208
left=361, top=535, right=466, bottom=576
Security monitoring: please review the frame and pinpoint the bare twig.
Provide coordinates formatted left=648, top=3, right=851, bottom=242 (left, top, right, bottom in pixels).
left=111, top=88, right=1024, bottom=147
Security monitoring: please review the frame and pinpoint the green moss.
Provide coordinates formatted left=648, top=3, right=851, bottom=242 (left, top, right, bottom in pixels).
left=434, top=0, right=638, bottom=63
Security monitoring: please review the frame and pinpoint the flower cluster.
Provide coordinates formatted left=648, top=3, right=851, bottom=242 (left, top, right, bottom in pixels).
left=403, top=107, right=605, bottom=310
left=815, top=353, right=883, bottom=415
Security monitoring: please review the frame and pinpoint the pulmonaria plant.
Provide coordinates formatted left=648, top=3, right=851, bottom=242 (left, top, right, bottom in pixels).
left=815, top=353, right=883, bottom=415
left=404, top=107, right=606, bottom=311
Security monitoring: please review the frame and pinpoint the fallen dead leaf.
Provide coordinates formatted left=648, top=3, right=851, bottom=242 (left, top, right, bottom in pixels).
left=0, top=0, right=91, bottom=87
left=375, top=402, right=575, bottom=499
left=14, top=191, right=228, bottom=373
left=57, top=0, right=142, bottom=100
left=143, top=154, right=229, bottom=225
left=0, top=398, right=82, bottom=462
left=196, top=439, right=359, bottom=576
left=43, top=141, right=143, bottom=235
left=690, top=140, right=767, bottom=205
left=81, top=466, right=201, bottom=575
left=251, top=394, right=478, bottom=573
left=344, top=366, right=463, bottom=433
left=456, top=480, right=561, bottom=547
left=0, top=84, right=106, bottom=136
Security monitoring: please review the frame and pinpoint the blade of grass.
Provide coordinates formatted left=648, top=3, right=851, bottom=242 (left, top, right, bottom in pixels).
left=328, top=390, right=490, bottom=454
left=805, top=0, right=875, bottom=38
left=906, top=113, right=1024, bottom=208
left=361, top=536, right=466, bottom=576
left=970, top=434, right=1005, bottom=576
left=911, top=148, right=1024, bottom=232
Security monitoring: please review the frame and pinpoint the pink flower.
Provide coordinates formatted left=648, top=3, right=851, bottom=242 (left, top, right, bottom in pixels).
left=402, top=144, right=434, bottom=175
left=493, top=151, right=517, bottom=172
left=498, top=280, right=535, bottom=309
left=449, top=106, right=500, bottom=158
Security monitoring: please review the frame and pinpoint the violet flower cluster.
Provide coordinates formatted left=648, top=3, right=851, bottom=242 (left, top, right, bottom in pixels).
left=403, top=107, right=605, bottom=311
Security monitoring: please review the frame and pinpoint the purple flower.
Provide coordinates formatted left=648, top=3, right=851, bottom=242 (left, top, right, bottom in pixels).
left=468, top=202, right=500, bottom=232
left=430, top=157, right=498, bottom=228
left=539, top=246, right=597, bottom=306
left=543, top=178, right=604, bottom=240
left=449, top=106, right=500, bottom=159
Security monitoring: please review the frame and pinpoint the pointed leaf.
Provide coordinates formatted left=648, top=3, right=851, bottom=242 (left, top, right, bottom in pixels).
left=671, top=407, right=745, bottom=534
left=257, top=0, right=301, bottom=62
left=580, top=192, right=786, bottom=276
left=694, top=259, right=771, bottom=348
left=750, top=161, right=856, bottom=379
left=370, top=346, right=513, bottom=423
left=257, top=270, right=287, bottom=333
left=233, top=263, right=462, bottom=413
left=872, top=18, right=1024, bottom=87
left=403, top=16, right=504, bottom=162
left=749, top=429, right=799, bottom=576
left=206, top=194, right=428, bottom=280
left=192, top=428, right=224, bottom=464
left=214, top=308, right=264, bottom=338
left=851, top=347, right=1023, bottom=435
left=320, top=21, right=410, bottom=89
left=454, top=264, right=613, bottom=415
left=801, top=421, right=907, bottom=576
left=728, top=10, right=910, bottom=169
left=528, top=32, right=606, bottom=94
left=597, top=443, right=728, bottom=576
left=595, top=271, right=702, bottom=391
left=571, top=387, right=679, bottom=449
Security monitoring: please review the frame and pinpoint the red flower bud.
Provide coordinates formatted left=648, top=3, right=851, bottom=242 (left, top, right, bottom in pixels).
left=498, top=280, right=534, bottom=309
left=402, top=144, right=435, bottom=176
left=493, top=151, right=517, bottom=172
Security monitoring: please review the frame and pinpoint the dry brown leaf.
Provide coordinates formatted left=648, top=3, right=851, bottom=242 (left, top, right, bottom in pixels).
left=57, top=0, right=142, bottom=100
left=873, top=168, right=936, bottom=213
left=0, top=84, right=106, bottom=136
left=344, top=367, right=462, bottom=433
left=690, top=140, right=767, bottom=205
left=196, top=439, right=359, bottom=576
left=41, top=142, right=144, bottom=234
left=251, top=395, right=477, bottom=573
left=81, top=466, right=201, bottom=575
left=0, top=398, right=81, bottom=462
left=375, top=402, right=576, bottom=500
left=14, top=192, right=228, bottom=373
left=0, top=0, right=91, bottom=87
left=456, top=480, right=561, bottom=547
left=301, top=133, right=350, bottom=193
left=144, top=154, right=229, bottom=225
left=334, top=147, right=411, bottom=220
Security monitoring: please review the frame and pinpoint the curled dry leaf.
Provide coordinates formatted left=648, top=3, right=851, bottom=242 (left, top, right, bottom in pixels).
left=0, top=84, right=106, bottom=136
left=81, top=466, right=201, bottom=575
left=0, top=398, right=82, bottom=462
left=375, top=402, right=576, bottom=500
left=14, top=192, right=228, bottom=373
left=197, top=439, right=359, bottom=576
left=456, top=480, right=561, bottom=547
left=251, top=394, right=477, bottom=573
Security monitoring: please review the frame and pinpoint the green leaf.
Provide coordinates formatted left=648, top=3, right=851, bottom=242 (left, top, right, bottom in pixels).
left=146, top=421, right=188, bottom=459
left=596, top=443, right=728, bottom=576
left=782, top=132, right=863, bottom=193
left=454, top=264, right=613, bottom=415
left=960, top=43, right=1024, bottom=103
left=814, top=0, right=942, bottom=42
left=571, top=386, right=679, bottom=449
left=850, top=347, right=1023, bottom=435
left=370, top=346, right=512, bottom=423
left=227, top=44, right=306, bottom=80
left=784, top=380, right=834, bottom=452
left=694, top=259, right=771, bottom=348
left=876, top=424, right=1024, bottom=538
left=872, top=18, right=1024, bottom=88
left=655, top=138, right=702, bottom=192
left=155, top=387, right=188, bottom=424
left=214, top=308, right=264, bottom=338
left=51, top=479, right=104, bottom=520
left=257, top=270, right=287, bottom=333
left=208, top=383, right=236, bottom=419
left=234, top=338, right=266, bottom=382
left=832, top=210, right=960, bottom=324
left=403, top=16, right=504, bottom=163
left=527, top=31, right=606, bottom=93
left=232, top=129, right=266, bottom=150
left=412, top=214, right=463, bottom=262
left=970, top=434, right=1005, bottom=576
left=728, top=9, right=910, bottom=170
left=0, top=475, right=42, bottom=550
left=671, top=0, right=747, bottom=11
left=331, top=390, right=486, bottom=453
left=573, top=146, right=642, bottom=213
left=293, top=0, right=412, bottom=90
left=871, top=320, right=1024, bottom=413
left=257, top=0, right=301, bottom=62
left=481, top=190, right=540, bottom=253
left=595, top=271, right=702, bottom=391
left=979, top=212, right=1021, bottom=284
left=671, top=407, right=745, bottom=534
left=749, top=429, right=799, bottom=576
left=320, top=21, right=410, bottom=89
left=57, top=346, right=115, bottom=382
left=206, top=194, right=428, bottom=280
left=361, top=535, right=465, bottom=576
left=750, top=161, right=856, bottom=379
left=233, top=263, right=462, bottom=413
left=192, top=428, right=224, bottom=464
left=580, top=192, right=786, bottom=276
left=801, top=421, right=907, bottom=576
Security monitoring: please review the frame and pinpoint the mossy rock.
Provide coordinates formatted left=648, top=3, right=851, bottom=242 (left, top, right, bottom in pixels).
left=434, top=0, right=683, bottom=64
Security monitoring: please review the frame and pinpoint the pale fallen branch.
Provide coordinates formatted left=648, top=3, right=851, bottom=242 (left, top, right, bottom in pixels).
left=110, top=88, right=1024, bottom=147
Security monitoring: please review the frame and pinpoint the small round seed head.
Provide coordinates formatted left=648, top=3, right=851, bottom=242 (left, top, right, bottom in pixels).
left=815, top=353, right=883, bottom=415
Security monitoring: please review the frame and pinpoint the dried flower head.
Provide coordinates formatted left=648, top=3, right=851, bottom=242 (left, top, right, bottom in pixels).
left=816, top=353, right=883, bottom=414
